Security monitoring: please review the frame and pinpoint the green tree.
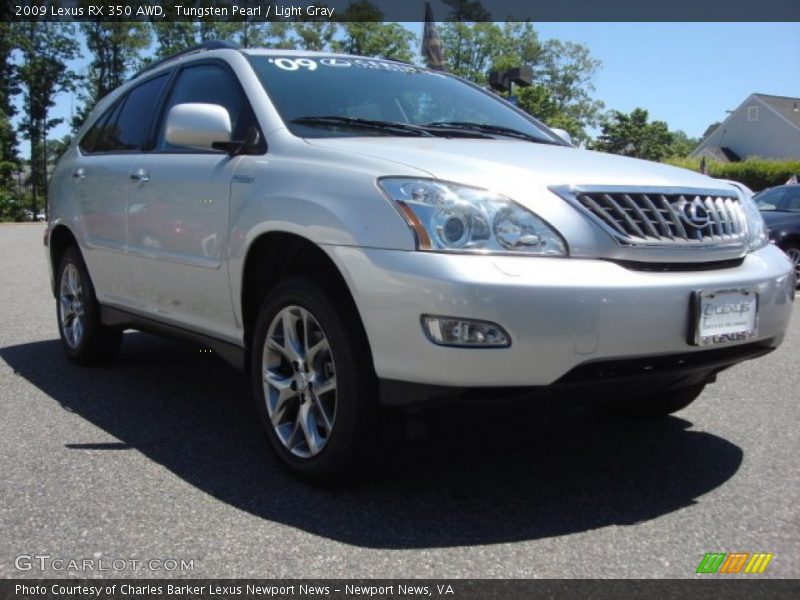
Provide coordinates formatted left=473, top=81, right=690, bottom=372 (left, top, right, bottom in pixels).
left=534, top=40, right=604, bottom=144
left=668, top=130, right=700, bottom=158
left=0, top=23, right=20, bottom=188
left=150, top=22, right=197, bottom=58
left=292, top=21, right=337, bottom=51
left=439, top=22, right=511, bottom=83
left=73, top=16, right=151, bottom=131
left=232, top=19, right=273, bottom=48
left=591, top=108, right=674, bottom=161
left=16, top=21, right=80, bottom=213
left=335, top=2, right=415, bottom=61
left=262, top=23, right=298, bottom=49
left=515, top=84, right=581, bottom=140
left=442, top=0, right=491, bottom=20
left=438, top=23, right=600, bottom=142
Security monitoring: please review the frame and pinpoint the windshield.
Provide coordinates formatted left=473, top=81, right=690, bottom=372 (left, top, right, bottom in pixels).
left=247, top=54, right=561, bottom=143
left=754, top=186, right=800, bottom=212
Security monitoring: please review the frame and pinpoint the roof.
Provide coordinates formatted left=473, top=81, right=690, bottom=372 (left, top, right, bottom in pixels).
left=753, top=93, right=800, bottom=130
left=694, top=145, right=740, bottom=163
left=691, top=92, right=800, bottom=159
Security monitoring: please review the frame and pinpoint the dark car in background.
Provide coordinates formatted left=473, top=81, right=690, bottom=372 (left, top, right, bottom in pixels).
left=755, top=184, right=800, bottom=285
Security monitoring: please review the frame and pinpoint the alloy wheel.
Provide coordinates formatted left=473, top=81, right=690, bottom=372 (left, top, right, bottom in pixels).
left=262, top=305, right=337, bottom=458
left=59, top=263, right=84, bottom=349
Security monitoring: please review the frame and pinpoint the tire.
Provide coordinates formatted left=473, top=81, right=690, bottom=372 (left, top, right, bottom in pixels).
left=250, top=276, right=378, bottom=484
left=781, top=242, right=800, bottom=288
left=56, top=246, right=122, bottom=366
left=604, top=382, right=706, bottom=418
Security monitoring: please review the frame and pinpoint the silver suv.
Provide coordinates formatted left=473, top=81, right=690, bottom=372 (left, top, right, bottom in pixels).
left=47, top=42, right=795, bottom=482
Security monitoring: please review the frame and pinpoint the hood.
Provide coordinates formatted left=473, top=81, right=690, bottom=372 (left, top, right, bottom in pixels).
left=305, top=137, right=731, bottom=197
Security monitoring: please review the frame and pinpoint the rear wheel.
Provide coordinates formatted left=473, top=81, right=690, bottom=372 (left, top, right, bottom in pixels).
left=56, top=246, right=122, bottom=366
left=605, top=383, right=706, bottom=418
left=251, top=276, right=378, bottom=484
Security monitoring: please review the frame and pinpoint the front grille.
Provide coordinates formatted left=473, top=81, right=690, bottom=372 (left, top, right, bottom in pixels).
left=572, top=190, right=747, bottom=246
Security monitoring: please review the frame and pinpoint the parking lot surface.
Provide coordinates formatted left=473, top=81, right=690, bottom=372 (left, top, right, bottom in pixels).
left=1, top=223, right=798, bottom=578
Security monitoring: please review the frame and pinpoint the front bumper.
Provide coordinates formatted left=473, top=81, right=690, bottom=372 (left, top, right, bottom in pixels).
left=327, top=244, right=795, bottom=388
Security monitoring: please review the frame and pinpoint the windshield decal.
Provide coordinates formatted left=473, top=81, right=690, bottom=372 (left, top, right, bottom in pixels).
left=265, top=57, right=428, bottom=75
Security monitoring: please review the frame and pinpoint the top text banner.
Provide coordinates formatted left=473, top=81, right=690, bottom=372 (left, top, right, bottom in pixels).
left=5, top=0, right=800, bottom=22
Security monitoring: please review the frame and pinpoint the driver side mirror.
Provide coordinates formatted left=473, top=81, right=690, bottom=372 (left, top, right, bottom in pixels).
left=165, top=103, right=232, bottom=151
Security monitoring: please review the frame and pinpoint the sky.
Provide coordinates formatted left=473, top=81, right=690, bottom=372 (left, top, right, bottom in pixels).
left=19, top=21, right=800, bottom=155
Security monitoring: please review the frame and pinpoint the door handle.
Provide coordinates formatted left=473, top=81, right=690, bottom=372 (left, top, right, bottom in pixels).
left=130, top=168, right=150, bottom=183
left=72, top=168, right=85, bottom=179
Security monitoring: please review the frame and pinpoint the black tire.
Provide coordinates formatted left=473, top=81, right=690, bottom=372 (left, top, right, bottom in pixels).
left=604, top=382, right=706, bottom=418
left=55, top=246, right=122, bottom=366
left=250, top=276, right=378, bottom=485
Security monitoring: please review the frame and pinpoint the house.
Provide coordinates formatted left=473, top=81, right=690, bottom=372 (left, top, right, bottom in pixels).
left=691, top=93, right=800, bottom=161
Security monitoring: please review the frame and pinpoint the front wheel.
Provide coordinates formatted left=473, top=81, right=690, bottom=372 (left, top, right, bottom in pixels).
left=250, top=277, right=378, bottom=484
left=604, top=383, right=706, bottom=418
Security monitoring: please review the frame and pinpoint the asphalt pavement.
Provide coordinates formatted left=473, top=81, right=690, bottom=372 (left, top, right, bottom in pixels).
left=1, top=223, right=798, bottom=579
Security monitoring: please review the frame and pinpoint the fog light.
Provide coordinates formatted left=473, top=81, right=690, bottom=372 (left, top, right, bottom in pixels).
left=422, top=315, right=510, bottom=348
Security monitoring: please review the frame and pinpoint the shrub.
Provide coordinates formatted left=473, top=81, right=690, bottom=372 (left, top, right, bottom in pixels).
left=662, top=157, right=800, bottom=192
left=0, top=189, right=29, bottom=222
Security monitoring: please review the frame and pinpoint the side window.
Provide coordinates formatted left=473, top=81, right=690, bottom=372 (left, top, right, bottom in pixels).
left=157, top=63, right=258, bottom=150
left=79, top=104, right=116, bottom=153
left=95, top=74, right=169, bottom=152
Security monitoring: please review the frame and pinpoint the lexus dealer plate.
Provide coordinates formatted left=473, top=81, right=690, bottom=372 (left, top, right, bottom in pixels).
left=694, top=289, right=758, bottom=346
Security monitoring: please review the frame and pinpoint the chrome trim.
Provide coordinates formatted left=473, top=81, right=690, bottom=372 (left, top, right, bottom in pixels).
left=550, top=185, right=748, bottom=250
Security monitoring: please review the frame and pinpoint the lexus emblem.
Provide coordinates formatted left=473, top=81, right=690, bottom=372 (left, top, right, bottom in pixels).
left=677, top=197, right=712, bottom=228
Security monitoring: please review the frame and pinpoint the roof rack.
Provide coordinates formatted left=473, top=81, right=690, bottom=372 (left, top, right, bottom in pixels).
left=133, top=40, right=240, bottom=79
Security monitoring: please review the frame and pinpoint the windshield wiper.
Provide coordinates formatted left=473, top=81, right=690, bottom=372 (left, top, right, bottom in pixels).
left=421, top=121, right=559, bottom=144
left=291, top=116, right=435, bottom=137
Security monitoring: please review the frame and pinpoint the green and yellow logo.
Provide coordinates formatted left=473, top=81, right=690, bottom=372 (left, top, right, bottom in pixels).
left=696, top=552, right=773, bottom=574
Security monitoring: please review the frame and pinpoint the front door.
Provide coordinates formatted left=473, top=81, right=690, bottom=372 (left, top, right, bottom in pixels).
left=126, top=61, right=261, bottom=342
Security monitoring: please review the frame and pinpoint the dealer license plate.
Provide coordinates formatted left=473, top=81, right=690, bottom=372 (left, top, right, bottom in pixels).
left=694, top=289, right=758, bottom=346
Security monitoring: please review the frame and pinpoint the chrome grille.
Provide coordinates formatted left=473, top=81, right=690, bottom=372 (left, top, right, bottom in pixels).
left=571, top=190, right=747, bottom=246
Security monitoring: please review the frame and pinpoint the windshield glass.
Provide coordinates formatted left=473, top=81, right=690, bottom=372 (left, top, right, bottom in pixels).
left=247, top=54, right=560, bottom=143
left=753, top=188, right=783, bottom=211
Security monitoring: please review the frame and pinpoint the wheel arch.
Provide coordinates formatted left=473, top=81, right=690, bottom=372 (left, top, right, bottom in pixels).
left=240, top=231, right=371, bottom=362
left=48, top=224, right=79, bottom=296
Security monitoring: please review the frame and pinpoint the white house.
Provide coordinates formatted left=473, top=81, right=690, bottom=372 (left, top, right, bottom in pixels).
left=691, top=93, right=800, bottom=161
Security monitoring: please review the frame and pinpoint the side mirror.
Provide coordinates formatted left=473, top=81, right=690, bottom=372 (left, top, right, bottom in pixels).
left=165, top=103, right=232, bottom=150
left=550, top=127, right=573, bottom=146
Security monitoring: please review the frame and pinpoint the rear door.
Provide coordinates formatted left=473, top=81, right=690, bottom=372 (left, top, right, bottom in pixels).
left=127, top=61, right=261, bottom=341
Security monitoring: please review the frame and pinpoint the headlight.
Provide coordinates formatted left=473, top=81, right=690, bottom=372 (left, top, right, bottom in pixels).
left=739, top=194, right=768, bottom=251
left=378, top=178, right=568, bottom=256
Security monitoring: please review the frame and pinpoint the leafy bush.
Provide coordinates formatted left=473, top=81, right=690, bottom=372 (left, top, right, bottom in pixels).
left=0, top=189, right=29, bottom=222
left=663, top=157, right=800, bottom=192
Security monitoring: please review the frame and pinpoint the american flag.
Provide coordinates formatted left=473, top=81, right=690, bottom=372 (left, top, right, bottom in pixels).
left=422, top=2, right=446, bottom=71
